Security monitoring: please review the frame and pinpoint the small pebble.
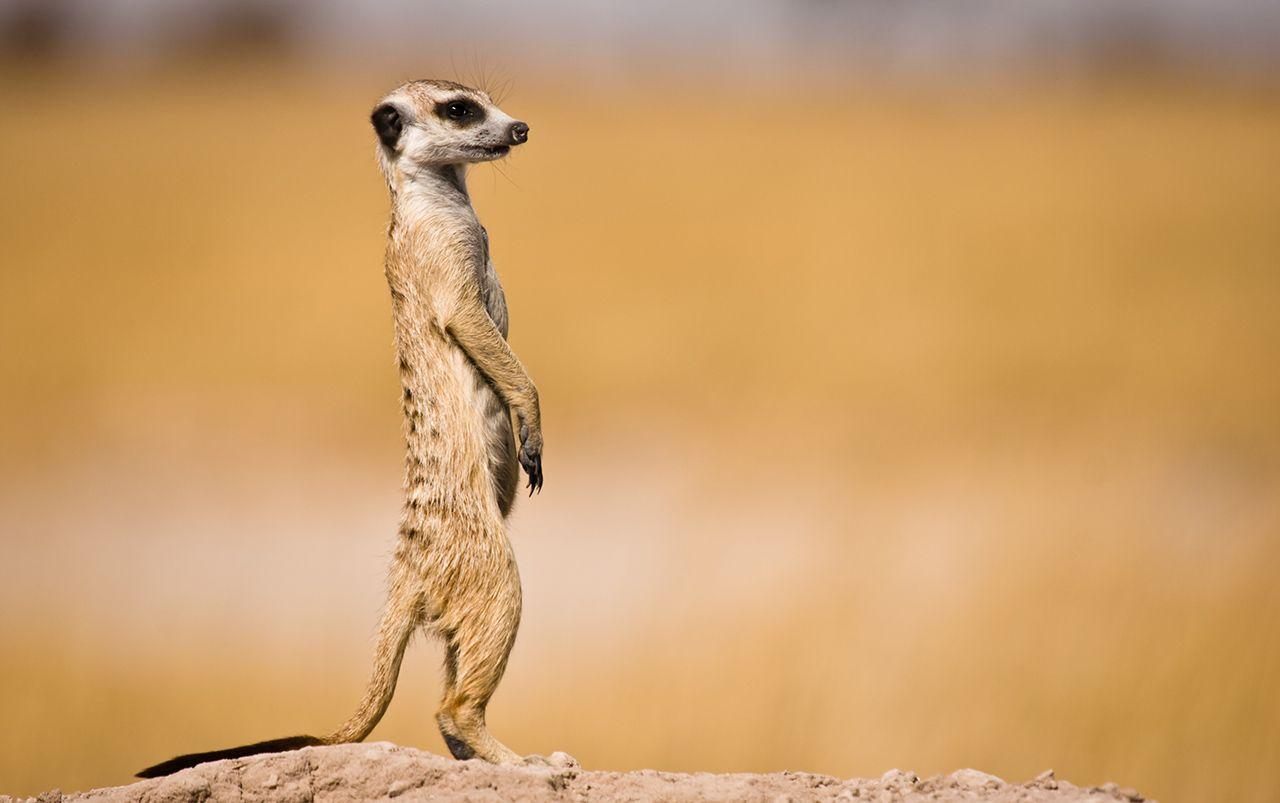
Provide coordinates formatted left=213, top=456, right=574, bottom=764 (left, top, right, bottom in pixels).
left=879, top=768, right=918, bottom=786
left=951, top=768, right=1005, bottom=788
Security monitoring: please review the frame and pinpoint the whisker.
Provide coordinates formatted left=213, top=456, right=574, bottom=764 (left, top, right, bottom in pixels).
left=490, top=158, right=519, bottom=190
left=493, top=75, right=514, bottom=107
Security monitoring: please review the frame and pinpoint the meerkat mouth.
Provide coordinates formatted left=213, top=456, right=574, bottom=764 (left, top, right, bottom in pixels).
left=471, top=144, right=511, bottom=159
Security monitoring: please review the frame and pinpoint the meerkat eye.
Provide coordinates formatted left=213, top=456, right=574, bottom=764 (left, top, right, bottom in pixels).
left=438, top=99, right=485, bottom=125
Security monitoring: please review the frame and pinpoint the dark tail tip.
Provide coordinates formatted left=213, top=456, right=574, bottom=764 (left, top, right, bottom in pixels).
left=136, top=735, right=324, bottom=778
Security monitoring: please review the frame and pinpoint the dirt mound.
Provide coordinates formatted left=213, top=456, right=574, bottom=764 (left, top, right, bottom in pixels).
left=3, top=743, right=1152, bottom=802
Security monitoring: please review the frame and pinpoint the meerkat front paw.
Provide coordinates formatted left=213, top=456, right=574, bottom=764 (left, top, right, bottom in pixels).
left=518, top=422, right=543, bottom=494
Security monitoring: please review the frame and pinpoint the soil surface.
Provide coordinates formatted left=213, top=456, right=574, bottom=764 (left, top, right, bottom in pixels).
left=2, top=743, right=1153, bottom=802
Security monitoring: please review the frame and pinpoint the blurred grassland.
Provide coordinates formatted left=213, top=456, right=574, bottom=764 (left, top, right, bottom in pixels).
left=1, top=65, right=1278, bottom=802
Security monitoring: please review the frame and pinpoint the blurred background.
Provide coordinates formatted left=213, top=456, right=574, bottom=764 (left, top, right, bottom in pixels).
left=1, top=1, right=1278, bottom=800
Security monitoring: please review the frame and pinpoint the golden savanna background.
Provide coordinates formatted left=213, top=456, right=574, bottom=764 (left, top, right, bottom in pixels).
left=1, top=2, right=1278, bottom=800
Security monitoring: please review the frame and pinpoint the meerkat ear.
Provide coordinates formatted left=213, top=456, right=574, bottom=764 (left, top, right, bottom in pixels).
left=371, top=104, right=404, bottom=149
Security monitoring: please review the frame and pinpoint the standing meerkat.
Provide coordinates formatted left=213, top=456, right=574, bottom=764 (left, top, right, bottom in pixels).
left=139, top=79, right=547, bottom=776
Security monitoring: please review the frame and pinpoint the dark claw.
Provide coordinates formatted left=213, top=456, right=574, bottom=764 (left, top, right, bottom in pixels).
left=527, top=455, right=543, bottom=495
left=519, top=449, right=543, bottom=496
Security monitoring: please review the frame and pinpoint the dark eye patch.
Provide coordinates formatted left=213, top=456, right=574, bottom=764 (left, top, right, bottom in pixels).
left=436, top=98, right=485, bottom=126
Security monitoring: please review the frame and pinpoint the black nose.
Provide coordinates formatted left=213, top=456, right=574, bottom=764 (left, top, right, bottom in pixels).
left=509, top=121, right=529, bottom=144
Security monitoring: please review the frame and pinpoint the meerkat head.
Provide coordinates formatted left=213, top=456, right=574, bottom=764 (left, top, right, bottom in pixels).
left=371, top=79, right=528, bottom=178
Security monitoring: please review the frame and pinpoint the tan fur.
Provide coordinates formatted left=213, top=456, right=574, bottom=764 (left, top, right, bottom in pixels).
left=138, top=81, right=544, bottom=777
left=323, top=79, right=543, bottom=764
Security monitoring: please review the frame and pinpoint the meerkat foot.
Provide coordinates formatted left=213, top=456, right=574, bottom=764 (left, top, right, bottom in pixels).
left=437, top=709, right=521, bottom=764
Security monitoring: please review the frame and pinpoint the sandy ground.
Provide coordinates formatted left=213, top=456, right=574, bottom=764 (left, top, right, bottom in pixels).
left=2, top=743, right=1152, bottom=802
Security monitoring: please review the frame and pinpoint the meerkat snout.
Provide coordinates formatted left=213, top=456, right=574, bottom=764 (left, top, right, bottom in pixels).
left=509, top=122, right=529, bottom=144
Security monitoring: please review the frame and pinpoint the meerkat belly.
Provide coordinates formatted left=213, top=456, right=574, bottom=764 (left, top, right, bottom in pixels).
left=470, top=362, right=519, bottom=519
left=472, top=242, right=519, bottom=518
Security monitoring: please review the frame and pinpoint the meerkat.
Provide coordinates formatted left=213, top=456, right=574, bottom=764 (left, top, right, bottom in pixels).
left=138, top=79, right=546, bottom=777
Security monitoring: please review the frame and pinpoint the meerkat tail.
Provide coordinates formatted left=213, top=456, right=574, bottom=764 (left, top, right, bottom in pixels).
left=134, top=735, right=324, bottom=778
left=323, top=579, right=421, bottom=744
left=136, top=586, right=421, bottom=778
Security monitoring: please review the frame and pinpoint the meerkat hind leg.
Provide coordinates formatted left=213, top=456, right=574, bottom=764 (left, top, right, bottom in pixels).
left=436, top=617, right=522, bottom=764
left=432, top=546, right=524, bottom=765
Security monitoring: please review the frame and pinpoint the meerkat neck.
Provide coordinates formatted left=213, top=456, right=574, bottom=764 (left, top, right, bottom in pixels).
left=385, top=162, right=475, bottom=284
left=395, top=163, right=470, bottom=212
left=386, top=162, right=477, bottom=296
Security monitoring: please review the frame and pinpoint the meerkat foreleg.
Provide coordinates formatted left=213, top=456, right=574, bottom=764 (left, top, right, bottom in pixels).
left=445, top=299, right=543, bottom=493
